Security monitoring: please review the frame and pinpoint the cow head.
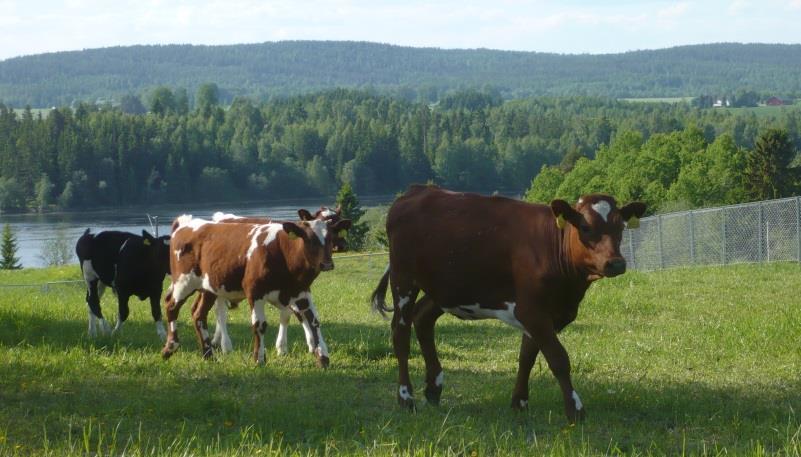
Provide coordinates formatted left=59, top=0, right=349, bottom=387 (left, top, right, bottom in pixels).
left=298, top=206, right=349, bottom=252
left=142, top=230, right=172, bottom=275
left=550, top=195, right=646, bottom=278
left=282, top=218, right=352, bottom=272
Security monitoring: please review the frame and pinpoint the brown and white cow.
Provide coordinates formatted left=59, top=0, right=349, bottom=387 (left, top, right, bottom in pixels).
left=162, top=214, right=350, bottom=365
left=188, top=208, right=348, bottom=355
left=370, top=185, right=645, bottom=422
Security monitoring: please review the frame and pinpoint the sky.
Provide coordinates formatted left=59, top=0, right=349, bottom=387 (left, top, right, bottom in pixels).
left=1, top=0, right=800, bottom=60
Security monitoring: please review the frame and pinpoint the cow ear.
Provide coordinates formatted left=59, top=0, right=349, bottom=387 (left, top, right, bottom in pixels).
left=282, top=222, right=307, bottom=240
left=298, top=209, right=314, bottom=221
left=620, top=202, right=647, bottom=229
left=329, top=219, right=352, bottom=232
left=550, top=200, right=582, bottom=229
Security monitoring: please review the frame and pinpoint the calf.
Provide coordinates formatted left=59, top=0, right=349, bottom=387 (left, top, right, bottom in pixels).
left=162, top=215, right=350, bottom=365
left=195, top=208, right=348, bottom=354
left=75, top=229, right=171, bottom=338
left=371, top=185, right=645, bottom=422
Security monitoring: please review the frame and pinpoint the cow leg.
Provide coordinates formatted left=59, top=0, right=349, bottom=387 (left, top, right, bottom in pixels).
left=212, top=297, right=233, bottom=354
left=412, top=295, right=445, bottom=406
left=249, top=298, right=268, bottom=365
left=510, top=333, right=540, bottom=411
left=161, top=276, right=199, bottom=359
left=85, top=279, right=110, bottom=337
left=275, top=307, right=292, bottom=356
left=521, top=315, right=584, bottom=423
left=192, top=292, right=215, bottom=359
left=291, top=293, right=329, bottom=368
left=112, top=293, right=130, bottom=335
left=391, top=284, right=419, bottom=411
left=150, top=293, right=166, bottom=341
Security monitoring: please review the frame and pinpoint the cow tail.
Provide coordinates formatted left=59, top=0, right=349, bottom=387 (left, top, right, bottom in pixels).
left=370, top=265, right=393, bottom=318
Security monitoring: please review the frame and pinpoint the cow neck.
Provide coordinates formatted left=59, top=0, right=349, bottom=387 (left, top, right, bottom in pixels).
left=279, top=235, right=316, bottom=278
left=556, top=224, right=588, bottom=281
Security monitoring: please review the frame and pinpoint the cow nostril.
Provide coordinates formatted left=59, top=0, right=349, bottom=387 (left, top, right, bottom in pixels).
left=605, top=259, right=626, bottom=276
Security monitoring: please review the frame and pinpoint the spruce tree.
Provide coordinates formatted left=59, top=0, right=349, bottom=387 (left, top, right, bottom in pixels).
left=1, top=224, right=22, bottom=269
left=335, top=183, right=369, bottom=251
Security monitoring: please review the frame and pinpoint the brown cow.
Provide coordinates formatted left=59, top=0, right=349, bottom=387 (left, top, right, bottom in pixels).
left=161, top=214, right=350, bottom=366
left=196, top=208, right=347, bottom=354
left=370, top=185, right=645, bottom=422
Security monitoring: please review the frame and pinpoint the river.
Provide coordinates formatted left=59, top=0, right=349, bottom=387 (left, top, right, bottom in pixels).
left=0, top=196, right=392, bottom=268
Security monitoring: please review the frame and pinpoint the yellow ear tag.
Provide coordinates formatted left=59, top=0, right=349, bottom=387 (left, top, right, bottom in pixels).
left=287, top=232, right=298, bottom=240
left=556, top=214, right=566, bottom=229
left=143, top=239, right=151, bottom=246
left=626, top=216, right=640, bottom=229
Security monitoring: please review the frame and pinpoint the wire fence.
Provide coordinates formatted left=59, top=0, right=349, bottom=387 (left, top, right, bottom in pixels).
left=622, top=196, right=801, bottom=271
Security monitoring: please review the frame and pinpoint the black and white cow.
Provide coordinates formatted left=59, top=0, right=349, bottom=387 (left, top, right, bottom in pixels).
left=75, top=229, right=171, bottom=338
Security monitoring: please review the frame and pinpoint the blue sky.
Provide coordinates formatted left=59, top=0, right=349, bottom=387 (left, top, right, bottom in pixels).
left=1, top=0, right=800, bottom=60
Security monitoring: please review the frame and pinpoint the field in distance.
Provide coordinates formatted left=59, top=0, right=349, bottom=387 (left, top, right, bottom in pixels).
left=0, top=260, right=799, bottom=456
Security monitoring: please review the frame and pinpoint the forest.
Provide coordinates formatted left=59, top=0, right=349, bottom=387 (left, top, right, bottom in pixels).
left=1, top=87, right=800, bottom=215
left=1, top=41, right=801, bottom=107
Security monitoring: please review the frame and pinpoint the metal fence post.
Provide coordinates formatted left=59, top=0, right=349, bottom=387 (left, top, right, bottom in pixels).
left=628, top=230, right=636, bottom=270
left=721, top=208, right=727, bottom=265
left=796, top=197, right=801, bottom=262
left=688, top=211, right=695, bottom=264
left=658, top=215, right=665, bottom=269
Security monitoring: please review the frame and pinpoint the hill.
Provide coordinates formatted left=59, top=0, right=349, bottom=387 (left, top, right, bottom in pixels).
left=1, top=41, right=800, bottom=107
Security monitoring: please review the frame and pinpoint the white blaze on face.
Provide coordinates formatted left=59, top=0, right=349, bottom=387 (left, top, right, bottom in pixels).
left=591, top=200, right=612, bottom=222
left=308, top=219, right=328, bottom=245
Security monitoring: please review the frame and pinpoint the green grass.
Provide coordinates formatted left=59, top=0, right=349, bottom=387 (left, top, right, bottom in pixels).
left=1, top=261, right=800, bottom=456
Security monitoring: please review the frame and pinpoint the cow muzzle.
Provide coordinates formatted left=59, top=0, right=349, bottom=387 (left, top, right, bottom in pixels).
left=320, top=261, right=335, bottom=271
left=603, top=258, right=626, bottom=277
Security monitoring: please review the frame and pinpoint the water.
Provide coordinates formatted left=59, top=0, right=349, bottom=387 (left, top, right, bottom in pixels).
left=0, top=196, right=392, bottom=268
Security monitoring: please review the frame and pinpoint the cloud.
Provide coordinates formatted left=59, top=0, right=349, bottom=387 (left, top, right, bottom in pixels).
left=728, top=0, right=750, bottom=15
left=657, top=2, right=690, bottom=19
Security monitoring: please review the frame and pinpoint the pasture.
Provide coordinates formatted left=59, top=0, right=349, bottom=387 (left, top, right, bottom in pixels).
left=0, top=260, right=799, bottom=456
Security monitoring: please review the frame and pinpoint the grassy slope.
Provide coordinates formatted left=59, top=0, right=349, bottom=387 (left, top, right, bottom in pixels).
left=0, top=261, right=799, bottom=456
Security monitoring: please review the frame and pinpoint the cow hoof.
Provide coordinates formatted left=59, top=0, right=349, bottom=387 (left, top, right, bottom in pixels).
left=424, top=385, right=442, bottom=406
left=201, top=347, right=214, bottom=360
left=162, top=341, right=180, bottom=359
left=315, top=355, right=330, bottom=369
left=276, top=346, right=288, bottom=356
left=397, top=395, right=417, bottom=412
left=511, top=397, right=529, bottom=411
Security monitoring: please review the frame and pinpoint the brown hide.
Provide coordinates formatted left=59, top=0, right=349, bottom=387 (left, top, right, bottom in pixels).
left=375, top=184, right=645, bottom=422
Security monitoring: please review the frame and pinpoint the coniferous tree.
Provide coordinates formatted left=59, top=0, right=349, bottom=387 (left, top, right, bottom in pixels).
left=335, top=183, right=369, bottom=251
left=1, top=224, right=22, bottom=269
left=744, top=128, right=798, bottom=200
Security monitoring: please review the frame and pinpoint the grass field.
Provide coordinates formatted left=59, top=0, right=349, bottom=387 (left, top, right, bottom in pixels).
left=1, top=260, right=800, bottom=456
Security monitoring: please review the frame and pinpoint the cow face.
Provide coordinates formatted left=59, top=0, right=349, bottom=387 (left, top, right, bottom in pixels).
left=298, top=206, right=349, bottom=252
left=282, top=218, right=352, bottom=272
left=551, top=195, right=646, bottom=278
left=142, top=230, right=172, bottom=275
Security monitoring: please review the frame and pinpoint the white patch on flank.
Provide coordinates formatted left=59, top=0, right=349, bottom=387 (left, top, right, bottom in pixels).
left=119, top=239, right=129, bottom=253
left=399, top=385, right=413, bottom=401
left=445, top=302, right=532, bottom=338
left=156, top=320, right=167, bottom=341
left=435, top=371, right=444, bottom=387
left=572, top=391, right=583, bottom=410
left=82, top=260, right=99, bottom=282
left=247, top=223, right=283, bottom=260
left=308, top=219, right=328, bottom=245
left=212, top=212, right=243, bottom=222
left=591, top=200, right=612, bottom=222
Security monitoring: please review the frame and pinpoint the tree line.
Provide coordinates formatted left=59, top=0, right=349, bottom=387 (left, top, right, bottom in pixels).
left=1, top=88, right=800, bottom=213
left=2, top=42, right=801, bottom=107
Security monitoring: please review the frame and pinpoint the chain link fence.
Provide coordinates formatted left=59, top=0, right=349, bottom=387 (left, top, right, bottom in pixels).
left=621, top=196, right=801, bottom=271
